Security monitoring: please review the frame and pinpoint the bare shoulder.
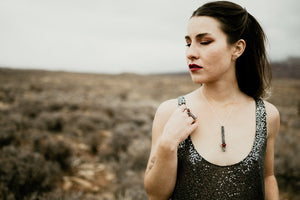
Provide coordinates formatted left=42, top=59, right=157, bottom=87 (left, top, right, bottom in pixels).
left=263, top=100, right=280, bottom=137
left=263, top=100, right=280, bottom=121
left=150, top=99, right=178, bottom=140
left=154, top=99, right=178, bottom=125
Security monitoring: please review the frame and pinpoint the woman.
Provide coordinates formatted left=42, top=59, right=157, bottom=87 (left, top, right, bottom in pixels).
left=144, top=1, right=280, bottom=200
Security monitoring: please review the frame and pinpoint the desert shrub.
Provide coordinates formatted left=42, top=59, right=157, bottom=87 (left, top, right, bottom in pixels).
left=46, top=101, right=65, bottom=112
left=103, top=107, right=115, bottom=118
left=110, top=104, right=154, bottom=132
left=112, top=107, right=138, bottom=124
left=19, top=100, right=44, bottom=119
left=126, top=138, right=150, bottom=171
left=0, top=129, right=20, bottom=148
left=0, top=87, right=16, bottom=103
left=29, top=83, right=43, bottom=93
left=76, top=116, right=98, bottom=132
left=84, top=132, right=105, bottom=154
left=36, top=112, right=64, bottom=132
left=34, top=136, right=73, bottom=170
left=116, top=185, right=147, bottom=200
left=64, top=112, right=112, bottom=137
left=114, top=171, right=147, bottom=200
left=67, top=102, right=80, bottom=111
left=0, top=146, right=61, bottom=199
left=0, top=114, right=22, bottom=148
left=0, top=126, right=20, bottom=148
left=78, top=113, right=111, bottom=131
left=275, top=116, right=300, bottom=177
left=97, top=123, right=137, bottom=162
left=110, top=123, right=136, bottom=153
left=138, top=123, right=152, bottom=140
left=0, top=182, right=15, bottom=200
left=130, top=111, right=150, bottom=127
left=22, top=189, right=84, bottom=200
left=98, top=140, right=115, bottom=162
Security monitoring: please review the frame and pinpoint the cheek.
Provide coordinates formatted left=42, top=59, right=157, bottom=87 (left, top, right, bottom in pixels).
left=205, top=46, right=232, bottom=67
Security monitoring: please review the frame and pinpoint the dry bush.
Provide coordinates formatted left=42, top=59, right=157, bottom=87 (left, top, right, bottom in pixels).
left=76, top=113, right=110, bottom=132
left=18, top=99, right=44, bottom=119
left=83, top=131, right=106, bottom=154
left=36, top=112, right=64, bottom=132
left=0, top=146, right=61, bottom=199
left=274, top=115, right=300, bottom=196
left=126, top=138, right=151, bottom=171
left=0, top=125, right=20, bottom=148
left=0, top=182, right=16, bottom=200
left=63, top=111, right=113, bottom=138
left=0, top=86, right=17, bottom=103
left=22, top=189, right=85, bottom=200
left=34, top=135, right=73, bottom=170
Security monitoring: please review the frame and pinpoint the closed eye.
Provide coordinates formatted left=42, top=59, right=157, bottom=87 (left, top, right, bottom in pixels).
left=200, top=41, right=212, bottom=45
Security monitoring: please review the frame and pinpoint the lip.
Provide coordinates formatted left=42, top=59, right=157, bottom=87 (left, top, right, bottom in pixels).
left=189, top=64, right=203, bottom=72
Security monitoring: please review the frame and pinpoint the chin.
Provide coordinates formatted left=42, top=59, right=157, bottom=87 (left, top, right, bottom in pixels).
left=190, top=73, right=205, bottom=84
left=189, top=72, right=220, bottom=85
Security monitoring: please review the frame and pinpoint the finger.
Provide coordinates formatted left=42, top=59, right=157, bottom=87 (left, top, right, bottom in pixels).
left=184, top=122, right=199, bottom=137
left=186, top=115, right=195, bottom=124
left=190, top=122, right=199, bottom=132
left=179, top=105, right=187, bottom=112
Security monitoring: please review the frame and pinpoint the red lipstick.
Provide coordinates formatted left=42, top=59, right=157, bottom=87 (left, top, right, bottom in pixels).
left=189, top=64, right=203, bottom=72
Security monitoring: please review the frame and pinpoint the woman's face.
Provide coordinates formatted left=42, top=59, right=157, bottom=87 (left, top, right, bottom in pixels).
left=185, top=16, right=236, bottom=84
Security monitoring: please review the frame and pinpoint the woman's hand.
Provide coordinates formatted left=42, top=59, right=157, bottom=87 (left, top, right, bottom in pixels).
left=144, top=100, right=198, bottom=199
left=160, top=105, right=198, bottom=147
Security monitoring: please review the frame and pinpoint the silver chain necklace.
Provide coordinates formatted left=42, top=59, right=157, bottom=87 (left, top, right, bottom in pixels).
left=200, top=89, right=236, bottom=152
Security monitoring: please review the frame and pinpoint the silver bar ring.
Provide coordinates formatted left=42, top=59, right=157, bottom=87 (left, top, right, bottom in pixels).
left=184, top=108, right=197, bottom=120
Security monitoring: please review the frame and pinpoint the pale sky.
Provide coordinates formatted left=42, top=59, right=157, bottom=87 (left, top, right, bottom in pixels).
left=0, top=0, right=299, bottom=74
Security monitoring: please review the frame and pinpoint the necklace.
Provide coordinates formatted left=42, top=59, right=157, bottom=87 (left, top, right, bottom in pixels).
left=200, top=89, right=236, bottom=152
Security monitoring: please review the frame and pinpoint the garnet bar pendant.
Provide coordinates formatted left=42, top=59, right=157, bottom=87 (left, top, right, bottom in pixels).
left=221, top=126, right=226, bottom=152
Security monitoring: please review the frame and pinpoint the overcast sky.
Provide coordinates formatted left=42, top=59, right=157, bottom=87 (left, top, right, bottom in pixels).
left=0, top=0, right=299, bottom=74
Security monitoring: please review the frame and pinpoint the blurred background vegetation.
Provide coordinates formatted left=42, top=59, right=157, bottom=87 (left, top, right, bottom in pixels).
left=0, top=58, right=299, bottom=199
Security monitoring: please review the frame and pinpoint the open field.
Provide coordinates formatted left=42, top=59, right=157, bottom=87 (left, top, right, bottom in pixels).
left=0, top=68, right=299, bottom=199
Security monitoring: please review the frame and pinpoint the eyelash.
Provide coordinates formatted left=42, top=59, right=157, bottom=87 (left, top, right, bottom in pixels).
left=185, top=41, right=212, bottom=47
left=200, top=41, right=212, bottom=45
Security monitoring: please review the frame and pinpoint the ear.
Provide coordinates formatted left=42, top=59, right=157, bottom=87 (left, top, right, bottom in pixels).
left=232, top=39, right=246, bottom=60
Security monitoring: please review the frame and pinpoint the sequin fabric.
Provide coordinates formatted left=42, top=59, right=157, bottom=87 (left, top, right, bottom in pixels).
left=170, top=98, right=267, bottom=200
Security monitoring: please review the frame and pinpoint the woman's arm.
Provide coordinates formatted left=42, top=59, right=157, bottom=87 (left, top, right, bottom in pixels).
left=144, top=99, right=198, bottom=200
left=264, top=101, right=280, bottom=200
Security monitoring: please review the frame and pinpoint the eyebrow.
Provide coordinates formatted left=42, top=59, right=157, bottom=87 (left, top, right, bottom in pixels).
left=185, top=33, right=211, bottom=40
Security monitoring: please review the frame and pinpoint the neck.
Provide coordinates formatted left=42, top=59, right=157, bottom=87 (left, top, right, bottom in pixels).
left=200, top=80, right=241, bottom=105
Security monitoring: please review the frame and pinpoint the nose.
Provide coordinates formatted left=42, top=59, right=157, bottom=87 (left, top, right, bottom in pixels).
left=186, top=44, right=199, bottom=61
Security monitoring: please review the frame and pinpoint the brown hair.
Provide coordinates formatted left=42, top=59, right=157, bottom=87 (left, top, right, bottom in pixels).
left=192, top=1, right=271, bottom=99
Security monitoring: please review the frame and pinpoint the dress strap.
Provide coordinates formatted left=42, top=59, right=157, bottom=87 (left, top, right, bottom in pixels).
left=255, top=98, right=267, bottom=138
left=177, top=96, right=186, bottom=106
